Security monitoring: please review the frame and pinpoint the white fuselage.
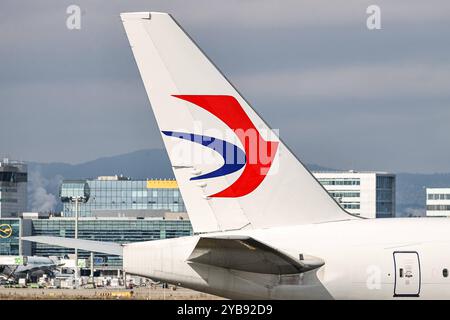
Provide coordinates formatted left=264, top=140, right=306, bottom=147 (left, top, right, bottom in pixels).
left=123, top=218, right=450, bottom=299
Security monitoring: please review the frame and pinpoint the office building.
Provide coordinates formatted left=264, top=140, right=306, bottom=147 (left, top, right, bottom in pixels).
left=312, top=171, right=396, bottom=218
left=426, top=188, right=450, bottom=217
left=0, top=159, right=27, bottom=218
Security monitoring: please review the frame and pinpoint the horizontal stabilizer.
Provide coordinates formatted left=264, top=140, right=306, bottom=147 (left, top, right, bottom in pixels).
left=188, top=236, right=323, bottom=275
left=22, top=236, right=123, bottom=256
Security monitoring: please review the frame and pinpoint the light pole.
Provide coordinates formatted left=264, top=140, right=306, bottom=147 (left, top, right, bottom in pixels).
left=90, top=251, right=94, bottom=286
left=70, top=195, right=87, bottom=286
left=74, top=196, right=79, bottom=285
left=60, top=180, right=90, bottom=287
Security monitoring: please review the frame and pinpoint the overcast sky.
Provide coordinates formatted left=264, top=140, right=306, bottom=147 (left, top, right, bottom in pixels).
left=1, top=0, right=449, bottom=173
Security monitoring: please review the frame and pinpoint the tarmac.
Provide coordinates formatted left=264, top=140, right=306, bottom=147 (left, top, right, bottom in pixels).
left=0, top=286, right=223, bottom=300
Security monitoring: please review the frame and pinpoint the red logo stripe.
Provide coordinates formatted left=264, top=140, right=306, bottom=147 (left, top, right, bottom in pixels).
left=173, top=95, right=278, bottom=198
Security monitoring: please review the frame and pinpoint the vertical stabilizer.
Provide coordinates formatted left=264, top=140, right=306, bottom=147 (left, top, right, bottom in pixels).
left=121, top=12, right=357, bottom=233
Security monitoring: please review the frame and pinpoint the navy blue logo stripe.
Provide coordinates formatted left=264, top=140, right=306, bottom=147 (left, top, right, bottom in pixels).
left=162, top=131, right=246, bottom=181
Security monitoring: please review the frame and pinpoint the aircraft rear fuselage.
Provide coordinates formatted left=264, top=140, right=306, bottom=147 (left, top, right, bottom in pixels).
left=123, top=217, right=450, bottom=299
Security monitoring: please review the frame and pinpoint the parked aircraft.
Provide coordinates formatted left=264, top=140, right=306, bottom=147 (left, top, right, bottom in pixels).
left=0, top=256, right=62, bottom=281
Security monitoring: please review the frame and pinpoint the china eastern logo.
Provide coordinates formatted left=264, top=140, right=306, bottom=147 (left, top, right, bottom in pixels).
left=163, top=95, right=279, bottom=198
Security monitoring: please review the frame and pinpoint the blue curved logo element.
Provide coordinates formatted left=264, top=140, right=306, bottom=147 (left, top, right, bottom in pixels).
left=162, top=131, right=246, bottom=180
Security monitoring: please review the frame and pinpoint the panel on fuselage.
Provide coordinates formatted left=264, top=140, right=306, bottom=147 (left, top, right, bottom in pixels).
left=393, top=251, right=421, bottom=297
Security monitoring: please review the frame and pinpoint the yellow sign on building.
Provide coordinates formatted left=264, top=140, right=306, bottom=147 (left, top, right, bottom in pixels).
left=147, top=180, right=178, bottom=189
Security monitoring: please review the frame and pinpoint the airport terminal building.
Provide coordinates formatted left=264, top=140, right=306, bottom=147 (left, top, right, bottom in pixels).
left=29, top=176, right=192, bottom=272
left=0, top=175, right=193, bottom=274
left=0, top=214, right=192, bottom=273
left=29, top=213, right=192, bottom=272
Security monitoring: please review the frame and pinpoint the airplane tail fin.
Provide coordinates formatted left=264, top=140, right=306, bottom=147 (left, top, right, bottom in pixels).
left=121, top=12, right=357, bottom=233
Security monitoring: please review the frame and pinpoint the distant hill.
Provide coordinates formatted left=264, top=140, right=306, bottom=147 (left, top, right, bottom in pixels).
left=26, top=148, right=450, bottom=217
left=28, top=149, right=174, bottom=180
left=27, top=149, right=174, bottom=213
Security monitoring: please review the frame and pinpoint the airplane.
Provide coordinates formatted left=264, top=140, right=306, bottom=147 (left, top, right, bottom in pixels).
left=0, top=256, right=62, bottom=282
left=24, top=11, right=450, bottom=299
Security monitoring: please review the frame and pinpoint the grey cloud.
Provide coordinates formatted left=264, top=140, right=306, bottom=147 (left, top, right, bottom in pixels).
left=1, top=0, right=450, bottom=173
left=0, top=78, right=161, bottom=164
left=236, top=63, right=450, bottom=99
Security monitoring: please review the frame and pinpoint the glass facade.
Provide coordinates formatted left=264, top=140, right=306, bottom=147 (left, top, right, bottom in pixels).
left=60, top=181, right=90, bottom=203
left=427, top=205, right=450, bottom=211
left=329, top=191, right=360, bottom=198
left=317, top=178, right=360, bottom=186
left=376, top=176, right=395, bottom=218
left=0, top=219, right=20, bottom=255
left=0, top=160, right=27, bottom=218
left=342, top=203, right=360, bottom=210
left=428, top=193, right=450, bottom=200
left=31, top=218, right=193, bottom=269
left=61, top=178, right=186, bottom=217
left=317, top=178, right=363, bottom=215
